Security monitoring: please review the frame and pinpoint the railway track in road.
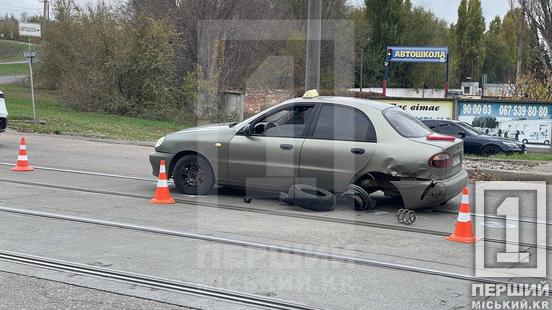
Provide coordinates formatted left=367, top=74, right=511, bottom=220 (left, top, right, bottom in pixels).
left=433, top=209, right=551, bottom=226
left=0, top=162, right=156, bottom=182
left=0, top=250, right=322, bottom=310
left=0, top=175, right=550, bottom=251
left=1, top=162, right=549, bottom=227
left=0, top=207, right=530, bottom=288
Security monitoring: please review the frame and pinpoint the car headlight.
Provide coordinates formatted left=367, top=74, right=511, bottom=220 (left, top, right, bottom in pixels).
left=503, top=141, right=521, bottom=149
left=155, top=137, right=165, bottom=148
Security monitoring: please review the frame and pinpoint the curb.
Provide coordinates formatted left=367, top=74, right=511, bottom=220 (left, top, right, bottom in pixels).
left=4, top=128, right=155, bottom=147
left=467, top=168, right=552, bottom=182
left=465, top=157, right=549, bottom=165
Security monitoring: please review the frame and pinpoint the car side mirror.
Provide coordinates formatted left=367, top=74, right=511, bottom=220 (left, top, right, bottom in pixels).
left=242, top=124, right=251, bottom=136
left=458, top=131, right=466, bottom=138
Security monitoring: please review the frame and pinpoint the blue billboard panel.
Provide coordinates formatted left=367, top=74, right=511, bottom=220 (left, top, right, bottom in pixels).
left=458, top=101, right=551, bottom=120
left=458, top=100, right=552, bottom=145
left=386, top=46, right=448, bottom=63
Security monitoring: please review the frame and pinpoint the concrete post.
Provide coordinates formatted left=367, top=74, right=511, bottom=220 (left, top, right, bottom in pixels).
left=305, top=0, right=321, bottom=91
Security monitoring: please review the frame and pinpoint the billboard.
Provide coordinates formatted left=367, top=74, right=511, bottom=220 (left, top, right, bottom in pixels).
left=383, top=46, right=450, bottom=97
left=386, top=46, right=448, bottom=63
left=19, top=23, right=41, bottom=38
left=458, top=100, right=552, bottom=146
left=380, top=99, right=453, bottom=120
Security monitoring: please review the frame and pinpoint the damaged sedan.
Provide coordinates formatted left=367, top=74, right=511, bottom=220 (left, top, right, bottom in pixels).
left=150, top=90, right=468, bottom=210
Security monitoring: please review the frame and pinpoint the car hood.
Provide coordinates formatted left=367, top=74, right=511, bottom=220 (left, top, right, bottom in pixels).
left=159, top=122, right=238, bottom=154
left=476, top=134, right=521, bottom=144
left=172, top=123, right=236, bottom=135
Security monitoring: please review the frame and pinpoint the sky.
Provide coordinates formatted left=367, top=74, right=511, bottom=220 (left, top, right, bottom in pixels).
left=0, top=0, right=122, bottom=17
left=349, top=0, right=512, bottom=24
left=2, top=0, right=511, bottom=25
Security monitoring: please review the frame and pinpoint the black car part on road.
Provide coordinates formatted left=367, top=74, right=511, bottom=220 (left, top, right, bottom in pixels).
left=280, top=184, right=336, bottom=212
left=340, top=184, right=376, bottom=211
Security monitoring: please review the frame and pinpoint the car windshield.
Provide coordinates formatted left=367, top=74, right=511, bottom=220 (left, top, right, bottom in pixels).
left=457, top=122, right=482, bottom=136
left=383, top=108, right=432, bottom=138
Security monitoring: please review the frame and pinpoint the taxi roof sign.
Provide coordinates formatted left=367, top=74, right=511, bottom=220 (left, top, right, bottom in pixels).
left=303, top=89, right=319, bottom=99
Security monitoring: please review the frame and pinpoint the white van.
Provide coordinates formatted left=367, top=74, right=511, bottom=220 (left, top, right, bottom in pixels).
left=518, top=131, right=550, bottom=145
left=0, top=91, right=7, bottom=133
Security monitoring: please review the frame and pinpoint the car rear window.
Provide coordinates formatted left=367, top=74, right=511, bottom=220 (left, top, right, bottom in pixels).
left=383, top=108, right=431, bottom=138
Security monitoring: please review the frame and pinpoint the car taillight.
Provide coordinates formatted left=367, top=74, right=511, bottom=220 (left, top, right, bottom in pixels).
left=429, top=153, right=452, bottom=168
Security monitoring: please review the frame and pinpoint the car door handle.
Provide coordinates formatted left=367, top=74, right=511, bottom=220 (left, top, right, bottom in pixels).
left=351, top=148, right=365, bottom=155
left=280, top=144, right=294, bottom=150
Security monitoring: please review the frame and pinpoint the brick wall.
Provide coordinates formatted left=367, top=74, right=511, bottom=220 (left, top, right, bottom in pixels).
left=244, top=89, right=296, bottom=117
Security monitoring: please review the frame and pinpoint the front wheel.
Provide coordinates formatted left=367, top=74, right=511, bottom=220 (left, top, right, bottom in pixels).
left=544, top=140, right=550, bottom=145
left=522, top=139, right=529, bottom=144
left=173, top=154, right=215, bottom=195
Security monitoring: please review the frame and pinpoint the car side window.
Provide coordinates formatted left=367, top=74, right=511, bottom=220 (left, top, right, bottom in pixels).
left=253, top=105, right=315, bottom=138
left=438, top=122, right=460, bottom=136
left=312, top=105, right=376, bottom=142
left=424, top=121, right=437, bottom=130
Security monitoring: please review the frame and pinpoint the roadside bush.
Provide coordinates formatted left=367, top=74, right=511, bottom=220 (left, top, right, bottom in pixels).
left=513, top=71, right=552, bottom=102
left=36, top=0, right=186, bottom=121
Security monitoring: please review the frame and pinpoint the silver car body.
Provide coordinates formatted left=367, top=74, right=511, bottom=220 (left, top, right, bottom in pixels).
left=150, top=96, right=468, bottom=209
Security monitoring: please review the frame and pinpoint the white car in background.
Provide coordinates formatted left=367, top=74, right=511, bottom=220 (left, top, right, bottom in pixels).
left=519, top=131, right=550, bottom=145
left=0, top=91, right=7, bottom=133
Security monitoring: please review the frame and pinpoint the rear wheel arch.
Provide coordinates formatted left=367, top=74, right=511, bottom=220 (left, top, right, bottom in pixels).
left=356, top=171, right=400, bottom=195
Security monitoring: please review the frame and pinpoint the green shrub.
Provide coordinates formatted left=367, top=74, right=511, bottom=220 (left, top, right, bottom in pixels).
left=36, top=1, right=187, bottom=121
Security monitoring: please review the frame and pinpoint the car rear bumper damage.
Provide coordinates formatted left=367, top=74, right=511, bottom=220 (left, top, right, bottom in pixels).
left=390, top=169, right=468, bottom=209
left=149, top=151, right=175, bottom=177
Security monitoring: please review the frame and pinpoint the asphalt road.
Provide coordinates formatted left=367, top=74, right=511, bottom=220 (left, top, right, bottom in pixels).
left=0, top=271, right=191, bottom=310
left=0, top=130, right=550, bottom=309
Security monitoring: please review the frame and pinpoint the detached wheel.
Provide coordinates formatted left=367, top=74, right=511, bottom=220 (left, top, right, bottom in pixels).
left=290, top=185, right=336, bottom=212
left=173, top=154, right=215, bottom=195
left=481, top=145, right=501, bottom=156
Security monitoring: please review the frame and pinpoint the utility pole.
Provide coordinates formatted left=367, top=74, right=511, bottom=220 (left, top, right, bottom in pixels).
left=360, top=49, right=364, bottom=93
left=471, top=55, right=479, bottom=82
left=40, top=0, right=49, bottom=21
left=305, top=0, right=321, bottom=91
left=515, top=0, right=525, bottom=80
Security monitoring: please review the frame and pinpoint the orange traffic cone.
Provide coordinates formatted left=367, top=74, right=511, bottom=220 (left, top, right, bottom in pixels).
left=447, top=187, right=477, bottom=243
left=151, top=160, right=175, bottom=204
left=12, top=137, right=34, bottom=172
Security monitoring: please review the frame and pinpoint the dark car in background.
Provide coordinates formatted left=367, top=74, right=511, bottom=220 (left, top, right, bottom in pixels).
left=422, top=119, right=525, bottom=156
left=0, top=91, right=6, bottom=134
